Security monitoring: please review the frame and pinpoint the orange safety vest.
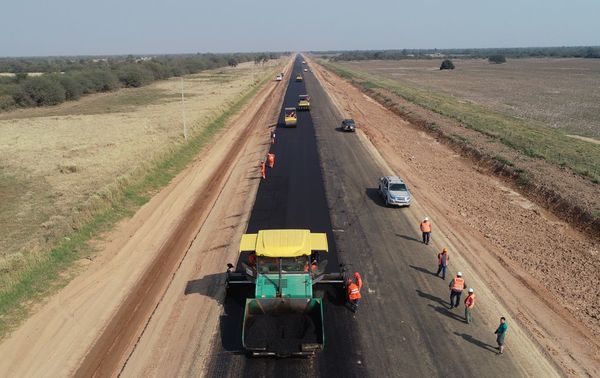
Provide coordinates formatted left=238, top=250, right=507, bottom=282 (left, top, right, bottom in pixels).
left=267, top=153, right=275, bottom=167
left=451, top=277, right=465, bottom=291
left=464, top=293, right=476, bottom=308
left=347, top=283, right=361, bottom=300
left=420, top=221, right=432, bottom=232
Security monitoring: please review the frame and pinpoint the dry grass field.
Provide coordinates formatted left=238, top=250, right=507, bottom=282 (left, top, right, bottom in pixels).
left=0, top=60, right=282, bottom=297
left=341, top=58, right=600, bottom=139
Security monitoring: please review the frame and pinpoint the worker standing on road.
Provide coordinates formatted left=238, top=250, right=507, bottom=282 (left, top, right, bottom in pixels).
left=436, top=247, right=449, bottom=279
left=270, top=130, right=276, bottom=145
left=448, top=272, right=466, bottom=308
left=346, top=272, right=363, bottom=313
left=260, top=160, right=266, bottom=179
left=267, top=153, right=275, bottom=168
left=494, top=317, right=508, bottom=354
left=464, top=288, right=475, bottom=324
left=420, top=217, right=432, bottom=245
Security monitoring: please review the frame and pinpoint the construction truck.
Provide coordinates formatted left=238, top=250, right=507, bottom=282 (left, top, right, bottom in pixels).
left=284, top=107, right=297, bottom=127
left=295, top=73, right=303, bottom=82
left=226, top=229, right=346, bottom=357
left=297, top=95, right=310, bottom=111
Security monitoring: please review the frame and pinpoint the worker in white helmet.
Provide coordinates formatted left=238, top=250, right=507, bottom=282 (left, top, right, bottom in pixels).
left=464, top=288, right=475, bottom=324
left=449, top=271, right=466, bottom=308
left=419, top=216, right=432, bottom=245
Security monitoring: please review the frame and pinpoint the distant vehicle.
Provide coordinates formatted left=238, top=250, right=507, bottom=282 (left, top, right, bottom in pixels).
left=378, top=176, right=412, bottom=207
left=341, top=119, right=356, bottom=132
left=303, top=68, right=308, bottom=72
left=284, top=107, right=297, bottom=127
left=276, top=74, right=283, bottom=81
left=295, top=74, right=303, bottom=82
left=302, top=60, right=306, bottom=64
left=297, top=95, right=310, bottom=110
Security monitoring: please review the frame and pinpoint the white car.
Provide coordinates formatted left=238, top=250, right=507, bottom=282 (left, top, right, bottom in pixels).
left=378, top=176, right=412, bottom=207
left=275, top=74, right=283, bottom=81
left=303, top=68, right=308, bottom=72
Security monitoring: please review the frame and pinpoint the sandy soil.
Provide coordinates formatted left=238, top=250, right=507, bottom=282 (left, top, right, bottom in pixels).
left=0, top=58, right=292, bottom=377
left=342, top=58, right=600, bottom=138
left=308, top=57, right=600, bottom=377
left=0, top=60, right=280, bottom=293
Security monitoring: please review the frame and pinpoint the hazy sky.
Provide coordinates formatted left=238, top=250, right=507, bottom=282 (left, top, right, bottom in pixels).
left=1, top=0, right=599, bottom=56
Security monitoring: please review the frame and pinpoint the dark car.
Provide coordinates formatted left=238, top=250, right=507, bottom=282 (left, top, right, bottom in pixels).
left=341, top=119, right=356, bottom=132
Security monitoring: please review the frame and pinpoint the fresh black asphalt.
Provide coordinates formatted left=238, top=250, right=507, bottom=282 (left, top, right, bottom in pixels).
left=204, top=56, right=526, bottom=377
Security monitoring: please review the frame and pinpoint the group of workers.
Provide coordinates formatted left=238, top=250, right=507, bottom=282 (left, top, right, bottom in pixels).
left=421, top=216, right=508, bottom=354
left=260, top=130, right=277, bottom=179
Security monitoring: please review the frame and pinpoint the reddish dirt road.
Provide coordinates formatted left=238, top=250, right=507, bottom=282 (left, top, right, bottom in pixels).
left=0, top=58, right=292, bottom=377
left=308, top=57, right=599, bottom=377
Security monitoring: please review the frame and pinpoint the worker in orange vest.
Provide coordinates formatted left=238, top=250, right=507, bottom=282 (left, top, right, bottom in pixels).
left=436, top=247, right=449, bottom=280
left=346, top=272, right=363, bottom=313
left=267, top=153, right=275, bottom=168
left=260, top=160, right=266, bottom=179
left=464, top=288, right=475, bottom=324
left=448, top=271, right=466, bottom=309
left=420, top=217, right=432, bottom=245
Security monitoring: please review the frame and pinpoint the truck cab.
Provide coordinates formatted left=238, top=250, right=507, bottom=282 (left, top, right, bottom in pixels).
left=295, top=73, right=303, bottom=82
left=378, top=176, right=412, bottom=207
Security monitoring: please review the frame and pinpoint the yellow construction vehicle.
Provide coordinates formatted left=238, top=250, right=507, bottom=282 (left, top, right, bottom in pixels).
left=284, top=107, right=297, bottom=127
left=297, top=95, right=310, bottom=111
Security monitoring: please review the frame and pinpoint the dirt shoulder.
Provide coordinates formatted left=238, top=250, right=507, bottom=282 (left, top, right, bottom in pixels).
left=308, top=57, right=600, bottom=377
left=0, top=58, right=293, bottom=377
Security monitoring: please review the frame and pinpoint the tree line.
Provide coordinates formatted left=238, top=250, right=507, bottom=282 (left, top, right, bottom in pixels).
left=321, top=46, right=600, bottom=61
left=0, top=52, right=283, bottom=111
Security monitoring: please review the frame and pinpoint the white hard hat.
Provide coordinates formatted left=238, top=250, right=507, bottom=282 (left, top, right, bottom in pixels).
left=457, top=272, right=463, bottom=277
left=424, top=216, right=429, bottom=221
left=468, top=288, right=474, bottom=293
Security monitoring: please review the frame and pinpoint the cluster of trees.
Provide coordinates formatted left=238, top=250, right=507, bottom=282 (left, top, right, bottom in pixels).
left=324, top=46, right=600, bottom=61
left=0, top=52, right=283, bottom=111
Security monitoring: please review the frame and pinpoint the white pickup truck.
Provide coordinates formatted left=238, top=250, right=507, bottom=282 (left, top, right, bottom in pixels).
left=276, top=74, right=283, bottom=81
left=379, top=176, right=412, bottom=207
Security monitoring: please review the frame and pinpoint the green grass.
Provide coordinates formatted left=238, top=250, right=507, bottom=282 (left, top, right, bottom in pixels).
left=0, top=66, right=280, bottom=337
left=323, top=61, right=600, bottom=184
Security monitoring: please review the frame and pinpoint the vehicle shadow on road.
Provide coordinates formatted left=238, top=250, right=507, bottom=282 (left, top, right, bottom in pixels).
left=410, top=265, right=438, bottom=277
left=184, top=273, right=226, bottom=304
left=453, top=332, right=498, bottom=353
left=364, top=188, right=387, bottom=207
left=429, top=304, right=466, bottom=323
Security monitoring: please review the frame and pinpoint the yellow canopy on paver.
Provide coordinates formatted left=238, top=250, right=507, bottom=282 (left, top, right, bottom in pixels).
left=239, top=229, right=328, bottom=257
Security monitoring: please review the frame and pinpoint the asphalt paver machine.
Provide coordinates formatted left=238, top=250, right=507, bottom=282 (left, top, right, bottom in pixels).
left=226, top=229, right=345, bottom=357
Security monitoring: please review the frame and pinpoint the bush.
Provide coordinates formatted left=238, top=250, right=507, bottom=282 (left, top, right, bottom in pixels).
left=118, top=64, right=155, bottom=87
left=0, top=94, right=16, bottom=110
left=82, top=69, right=120, bottom=92
left=440, top=59, right=455, bottom=70
left=228, top=58, right=238, bottom=67
left=57, top=75, right=84, bottom=100
left=21, top=76, right=66, bottom=106
left=488, top=55, right=507, bottom=64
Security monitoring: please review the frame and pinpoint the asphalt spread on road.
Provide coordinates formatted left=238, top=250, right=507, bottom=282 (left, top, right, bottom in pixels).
left=204, top=56, right=526, bottom=377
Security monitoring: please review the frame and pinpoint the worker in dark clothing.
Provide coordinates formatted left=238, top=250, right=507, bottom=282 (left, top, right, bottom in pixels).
left=346, top=272, right=363, bottom=313
left=448, top=272, right=466, bottom=308
left=436, top=247, right=449, bottom=279
left=270, top=130, right=276, bottom=145
left=495, top=317, right=508, bottom=354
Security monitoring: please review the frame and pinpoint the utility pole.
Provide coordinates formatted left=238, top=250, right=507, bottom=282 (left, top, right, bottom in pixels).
left=181, top=77, right=188, bottom=140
